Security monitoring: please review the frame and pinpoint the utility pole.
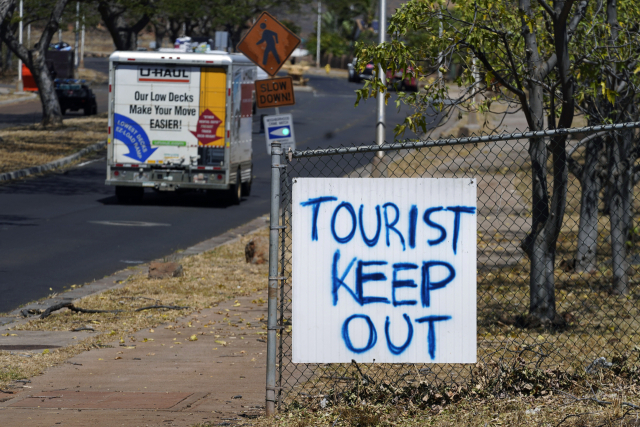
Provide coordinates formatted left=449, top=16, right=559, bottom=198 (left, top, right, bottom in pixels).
left=16, top=0, right=23, bottom=92
left=373, top=0, right=386, bottom=177
left=74, top=2, right=79, bottom=68
left=316, top=1, right=321, bottom=68
left=80, top=15, right=85, bottom=68
left=467, top=55, right=479, bottom=130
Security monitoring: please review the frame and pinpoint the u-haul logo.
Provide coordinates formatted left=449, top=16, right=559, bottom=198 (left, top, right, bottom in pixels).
left=138, top=67, right=190, bottom=83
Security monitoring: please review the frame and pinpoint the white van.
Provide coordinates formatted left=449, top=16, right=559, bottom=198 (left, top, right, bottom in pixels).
left=105, top=51, right=255, bottom=204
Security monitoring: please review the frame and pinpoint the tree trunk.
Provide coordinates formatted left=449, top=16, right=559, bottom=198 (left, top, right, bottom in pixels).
left=151, top=19, right=167, bottom=49
left=31, top=51, right=62, bottom=127
left=519, top=0, right=585, bottom=324
left=4, top=44, right=11, bottom=71
left=526, top=134, right=558, bottom=322
left=519, top=0, right=558, bottom=323
left=607, top=130, right=633, bottom=294
left=575, top=136, right=604, bottom=272
left=0, top=0, right=67, bottom=127
left=168, top=18, right=182, bottom=44
left=98, top=2, right=150, bottom=51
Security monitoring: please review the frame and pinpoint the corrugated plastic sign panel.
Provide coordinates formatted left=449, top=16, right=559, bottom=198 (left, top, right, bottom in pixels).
left=292, top=178, right=477, bottom=363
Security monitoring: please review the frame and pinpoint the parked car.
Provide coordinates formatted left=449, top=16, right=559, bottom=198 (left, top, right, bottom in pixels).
left=386, top=68, right=419, bottom=92
left=55, top=79, right=97, bottom=116
left=348, top=58, right=419, bottom=91
left=347, top=58, right=375, bottom=83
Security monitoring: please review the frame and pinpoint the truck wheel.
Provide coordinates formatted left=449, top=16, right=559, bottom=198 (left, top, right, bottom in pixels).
left=241, top=166, right=252, bottom=197
left=115, top=186, right=144, bottom=204
left=228, top=169, right=242, bottom=205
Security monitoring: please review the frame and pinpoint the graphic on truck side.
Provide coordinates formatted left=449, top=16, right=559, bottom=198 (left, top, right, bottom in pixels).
left=190, top=109, right=223, bottom=145
left=113, top=65, right=227, bottom=164
left=113, top=113, right=158, bottom=162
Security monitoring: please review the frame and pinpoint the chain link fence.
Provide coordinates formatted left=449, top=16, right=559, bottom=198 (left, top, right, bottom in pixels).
left=266, top=122, right=640, bottom=409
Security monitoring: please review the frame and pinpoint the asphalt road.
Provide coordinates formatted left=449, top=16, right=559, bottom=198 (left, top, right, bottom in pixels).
left=0, top=61, right=420, bottom=313
left=0, top=57, right=110, bottom=129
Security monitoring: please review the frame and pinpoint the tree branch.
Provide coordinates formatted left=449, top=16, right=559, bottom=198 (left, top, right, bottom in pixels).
left=37, top=0, right=69, bottom=57
left=131, top=14, right=151, bottom=34
left=538, top=0, right=588, bottom=79
left=559, top=0, right=577, bottom=22
left=466, top=44, right=525, bottom=97
left=39, top=302, right=122, bottom=320
left=537, top=0, right=556, bottom=18
left=568, top=131, right=608, bottom=157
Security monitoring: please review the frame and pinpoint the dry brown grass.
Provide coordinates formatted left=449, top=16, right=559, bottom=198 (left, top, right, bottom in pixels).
left=0, top=113, right=108, bottom=174
left=0, top=227, right=269, bottom=391
left=255, top=390, right=640, bottom=426
left=0, top=92, right=36, bottom=103
left=269, top=130, right=640, bottom=420
left=76, top=66, right=108, bottom=84
left=254, top=352, right=640, bottom=426
left=56, top=25, right=160, bottom=54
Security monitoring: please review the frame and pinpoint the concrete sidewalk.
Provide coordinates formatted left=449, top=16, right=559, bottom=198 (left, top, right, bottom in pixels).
left=0, top=293, right=269, bottom=426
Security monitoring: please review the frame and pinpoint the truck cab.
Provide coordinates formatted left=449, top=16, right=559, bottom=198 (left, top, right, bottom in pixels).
left=106, top=51, right=255, bottom=204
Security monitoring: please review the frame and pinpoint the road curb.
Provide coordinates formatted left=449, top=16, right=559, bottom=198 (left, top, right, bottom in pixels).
left=0, top=140, right=107, bottom=182
left=0, top=215, right=269, bottom=327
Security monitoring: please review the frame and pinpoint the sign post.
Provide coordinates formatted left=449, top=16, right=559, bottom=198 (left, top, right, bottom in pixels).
left=264, top=114, right=295, bottom=155
left=237, top=12, right=301, bottom=77
left=292, top=178, right=477, bottom=363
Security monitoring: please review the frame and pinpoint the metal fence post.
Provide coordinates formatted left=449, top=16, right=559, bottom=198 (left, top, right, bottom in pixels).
left=266, top=141, right=282, bottom=416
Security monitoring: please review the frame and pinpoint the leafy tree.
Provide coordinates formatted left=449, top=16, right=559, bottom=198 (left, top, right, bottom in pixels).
left=306, top=31, right=350, bottom=57
left=143, top=0, right=308, bottom=51
left=568, top=0, right=640, bottom=293
left=355, top=0, right=593, bottom=324
left=96, top=0, right=152, bottom=51
left=0, top=0, right=69, bottom=126
left=306, top=0, right=378, bottom=56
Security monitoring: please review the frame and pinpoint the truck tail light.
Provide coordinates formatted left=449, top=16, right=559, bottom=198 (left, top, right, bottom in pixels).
left=217, top=174, right=223, bottom=180
left=227, top=130, right=230, bottom=139
left=114, top=171, right=119, bottom=176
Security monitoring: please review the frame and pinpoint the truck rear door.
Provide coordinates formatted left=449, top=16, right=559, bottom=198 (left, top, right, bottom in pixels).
left=112, top=63, right=227, bottom=166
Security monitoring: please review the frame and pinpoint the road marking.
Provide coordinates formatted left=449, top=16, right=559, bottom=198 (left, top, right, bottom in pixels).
left=89, top=221, right=170, bottom=227
left=76, top=157, right=106, bottom=167
left=120, top=260, right=145, bottom=264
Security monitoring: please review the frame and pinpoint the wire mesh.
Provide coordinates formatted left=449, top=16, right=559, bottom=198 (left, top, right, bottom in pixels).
left=273, top=124, right=640, bottom=407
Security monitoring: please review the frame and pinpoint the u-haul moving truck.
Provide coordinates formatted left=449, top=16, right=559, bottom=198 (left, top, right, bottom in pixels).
left=106, top=51, right=255, bottom=204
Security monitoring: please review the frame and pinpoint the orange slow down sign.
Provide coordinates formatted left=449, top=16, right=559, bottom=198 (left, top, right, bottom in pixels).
left=236, top=12, right=301, bottom=76
left=255, top=77, right=295, bottom=108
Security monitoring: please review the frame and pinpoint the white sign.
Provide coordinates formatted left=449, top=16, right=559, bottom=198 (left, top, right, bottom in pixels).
left=264, top=114, right=295, bottom=155
left=292, top=178, right=477, bottom=364
left=113, top=64, right=227, bottom=165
